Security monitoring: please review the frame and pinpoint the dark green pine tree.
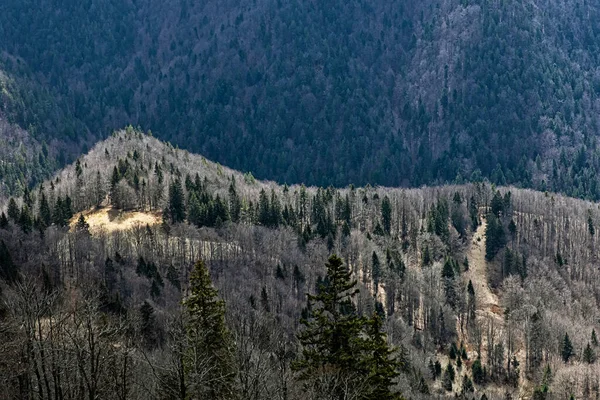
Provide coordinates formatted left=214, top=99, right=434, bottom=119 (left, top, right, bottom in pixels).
left=584, top=342, right=596, bottom=364
left=562, top=332, right=574, bottom=363
left=22, top=187, right=33, bottom=208
left=63, top=195, right=73, bottom=220
left=381, top=195, right=392, bottom=235
left=53, top=197, right=67, bottom=226
left=19, top=205, right=33, bottom=233
left=442, top=363, right=455, bottom=391
left=167, top=178, right=186, bottom=224
left=110, top=166, right=121, bottom=202
left=183, top=260, right=236, bottom=400
left=294, top=255, right=402, bottom=399
left=422, top=245, right=432, bottom=267
left=187, top=192, right=204, bottom=227
left=139, top=301, right=160, bottom=349
left=258, top=189, right=271, bottom=227
left=75, top=214, right=90, bottom=234
left=442, top=258, right=457, bottom=308
left=7, top=198, right=19, bottom=222
left=372, top=251, right=381, bottom=289
left=490, top=190, right=504, bottom=217
left=269, top=189, right=282, bottom=227
left=228, top=175, right=241, bottom=223
left=472, top=357, right=485, bottom=384
left=485, top=213, right=506, bottom=261
left=39, top=191, right=52, bottom=228
left=363, top=313, right=403, bottom=399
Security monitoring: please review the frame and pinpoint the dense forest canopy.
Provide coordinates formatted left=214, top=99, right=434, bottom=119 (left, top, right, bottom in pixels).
left=3, top=0, right=600, bottom=198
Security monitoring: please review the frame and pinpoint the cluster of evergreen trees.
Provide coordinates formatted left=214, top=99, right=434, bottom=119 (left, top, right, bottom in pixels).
left=4, top=187, right=73, bottom=234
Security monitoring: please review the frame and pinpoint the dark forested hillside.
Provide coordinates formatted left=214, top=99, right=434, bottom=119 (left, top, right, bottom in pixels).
left=2, top=130, right=600, bottom=398
left=3, top=0, right=600, bottom=197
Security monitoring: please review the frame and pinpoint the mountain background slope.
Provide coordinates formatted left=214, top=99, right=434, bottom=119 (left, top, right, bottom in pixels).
left=3, top=0, right=600, bottom=198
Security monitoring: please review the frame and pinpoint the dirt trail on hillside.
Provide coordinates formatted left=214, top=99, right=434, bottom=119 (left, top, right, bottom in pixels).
left=464, top=218, right=503, bottom=320
left=461, top=216, right=530, bottom=399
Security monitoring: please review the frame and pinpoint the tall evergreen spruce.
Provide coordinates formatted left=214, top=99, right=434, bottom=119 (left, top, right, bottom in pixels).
left=562, top=332, right=574, bottom=363
left=183, top=260, right=235, bottom=399
left=228, top=176, right=241, bottom=223
left=381, top=195, right=392, bottom=235
left=365, top=313, right=403, bottom=399
left=39, top=190, right=52, bottom=228
left=7, top=198, right=19, bottom=223
left=294, top=254, right=402, bottom=399
left=167, top=178, right=186, bottom=224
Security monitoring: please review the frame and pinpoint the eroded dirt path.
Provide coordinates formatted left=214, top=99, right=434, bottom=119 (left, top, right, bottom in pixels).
left=464, top=217, right=503, bottom=320
left=460, top=216, right=530, bottom=399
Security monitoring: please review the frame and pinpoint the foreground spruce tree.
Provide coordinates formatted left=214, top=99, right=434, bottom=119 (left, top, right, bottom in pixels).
left=294, top=254, right=402, bottom=399
left=182, top=260, right=236, bottom=399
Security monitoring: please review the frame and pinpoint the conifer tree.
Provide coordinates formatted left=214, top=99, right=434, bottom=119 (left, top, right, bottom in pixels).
left=442, top=258, right=457, bottom=308
left=140, top=301, right=159, bottom=349
left=187, top=192, right=203, bottom=226
left=270, top=189, right=282, bottom=227
left=363, top=313, right=402, bottom=399
left=183, top=260, right=235, bottom=399
left=258, top=189, right=271, bottom=226
left=110, top=166, right=121, bottom=202
left=63, top=195, right=73, bottom=220
left=75, top=214, right=90, bottom=235
left=228, top=176, right=241, bottom=223
left=53, top=197, right=66, bottom=226
left=19, top=205, right=33, bottom=233
left=584, top=342, right=596, bottom=364
left=167, top=178, right=186, bottom=224
left=485, top=213, right=506, bottom=261
left=372, top=251, right=381, bottom=289
left=422, top=245, right=432, bottom=267
left=39, top=191, right=52, bottom=228
left=561, top=332, right=574, bottom=363
left=381, top=195, right=392, bottom=235
left=442, top=363, right=455, bottom=391
left=294, top=255, right=402, bottom=399
left=95, top=170, right=105, bottom=206
left=472, top=357, right=485, bottom=384
left=7, top=198, right=19, bottom=222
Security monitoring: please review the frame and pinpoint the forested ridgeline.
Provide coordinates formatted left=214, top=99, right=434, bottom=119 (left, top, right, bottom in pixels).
left=4, top=0, right=600, bottom=198
left=1, top=130, right=600, bottom=398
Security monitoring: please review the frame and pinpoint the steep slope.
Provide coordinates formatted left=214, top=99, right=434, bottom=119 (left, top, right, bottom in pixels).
left=3, top=0, right=600, bottom=196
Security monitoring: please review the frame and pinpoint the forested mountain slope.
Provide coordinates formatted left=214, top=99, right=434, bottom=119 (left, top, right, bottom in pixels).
left=3, top=0, right=600, bottom=197
left=2, top=130, right=600, bottom=398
